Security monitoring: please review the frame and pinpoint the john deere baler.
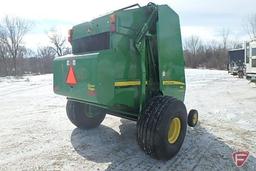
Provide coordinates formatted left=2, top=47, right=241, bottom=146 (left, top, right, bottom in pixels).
left=53, top=3, right=198, bottom=160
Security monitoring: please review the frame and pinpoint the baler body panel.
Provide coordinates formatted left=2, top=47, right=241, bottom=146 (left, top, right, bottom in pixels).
left=54, top=50, right=141, bottom=117
left=157, top=5, right=185, bottom=101
left=53, top=4, right=185, bottom=120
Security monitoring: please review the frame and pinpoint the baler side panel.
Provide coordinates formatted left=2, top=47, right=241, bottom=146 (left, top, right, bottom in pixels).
left=157, top=5, right=186, bottom=101
left=53, top=54, right=100, bottom=103
left=110, top=8, right=149, bottom=113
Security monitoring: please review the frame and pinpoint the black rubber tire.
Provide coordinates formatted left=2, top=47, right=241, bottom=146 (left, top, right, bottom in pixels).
left=187, top=109, right=198, bottom=127
left=66, top=100, right=106, bottom=129
left=137, top=96, right=187, bottom=160
left=238, top=71, right=244, bottom=78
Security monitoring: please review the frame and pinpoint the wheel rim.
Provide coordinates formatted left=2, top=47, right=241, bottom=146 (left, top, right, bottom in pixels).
left=168, top=117, right=181, bottom=144
left=192, top=113, right=198, bottom=125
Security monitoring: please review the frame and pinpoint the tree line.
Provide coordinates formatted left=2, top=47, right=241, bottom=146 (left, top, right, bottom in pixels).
left=184, top=15, right=256, bottom=70
left=1, top=14, right=256, bottom=76
left=183, top=35, right=242, bottom=70
left=0, top=16, right=70, bottom=76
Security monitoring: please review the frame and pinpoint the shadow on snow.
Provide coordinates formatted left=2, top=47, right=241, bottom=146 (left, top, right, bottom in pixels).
left=70, top=119, right=256, bottom=171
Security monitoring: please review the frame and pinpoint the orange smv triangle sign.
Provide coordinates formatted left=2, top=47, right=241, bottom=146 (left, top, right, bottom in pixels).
left=66, top=66, right=77, bottom=86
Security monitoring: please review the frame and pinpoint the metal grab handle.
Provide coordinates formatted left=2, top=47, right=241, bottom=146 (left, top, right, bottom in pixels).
left=114, top=4, right=141, bottom=12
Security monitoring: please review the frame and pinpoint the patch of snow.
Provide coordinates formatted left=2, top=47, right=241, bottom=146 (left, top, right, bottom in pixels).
left=0, top=69, right=255, bottom=170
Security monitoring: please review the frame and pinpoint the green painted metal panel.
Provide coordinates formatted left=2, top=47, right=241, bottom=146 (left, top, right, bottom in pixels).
left=53, top=3, right=186, bottom=120
left=157, top=5, right=186, bottom=101
left=72, top=15, right=110, bottom=39
left=53, top=48, right=141, bottom=117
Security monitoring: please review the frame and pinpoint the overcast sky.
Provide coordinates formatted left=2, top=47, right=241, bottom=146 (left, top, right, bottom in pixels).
left=1, top=0, right=256, bottom=49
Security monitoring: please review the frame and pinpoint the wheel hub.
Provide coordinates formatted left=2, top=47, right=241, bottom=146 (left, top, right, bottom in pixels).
left=192, top=113, right=198, bottom=125
left=168, top=117, right=181, bottom=144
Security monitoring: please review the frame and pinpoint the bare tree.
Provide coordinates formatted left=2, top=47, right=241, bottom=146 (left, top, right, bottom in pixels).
left=0, top=16, right=31, bottom=75
left=184, top=36, right=201, bottom=56
left=0, top=43, right=9, bottom=76
left=245, top=14, right=256, bottom=39
left=37, top=46, right=56, bottom=73
left=37, top=46, right=56, bottom=59
left=229, top=40, right=243, bottom=49
left=184, top=36, right=202, bottom=68
left=184, top=36, right=232, bottom=70
left=48, top=28, right=67, bottom=56
left=220, top=28, right=230, bottom=49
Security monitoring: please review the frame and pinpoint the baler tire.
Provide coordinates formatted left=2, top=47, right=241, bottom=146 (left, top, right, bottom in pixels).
left=66, top=100, right=106, bottom=129
left=137, top=96, right=187, bottom=160
left=187, top=109, right=198, bottom=127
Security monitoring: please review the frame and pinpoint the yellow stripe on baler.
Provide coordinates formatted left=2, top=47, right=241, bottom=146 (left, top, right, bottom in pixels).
left=162, top=80, right=185, bottom=86
left=114, top=80, right=185, bottom=87
left=114, top=81, right=141, bottom=87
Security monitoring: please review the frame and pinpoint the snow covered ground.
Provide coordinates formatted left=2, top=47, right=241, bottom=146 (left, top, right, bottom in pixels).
left=0, top=69, right=255, bottom=171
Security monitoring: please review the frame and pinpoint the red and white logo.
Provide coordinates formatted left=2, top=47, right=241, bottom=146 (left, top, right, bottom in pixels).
left=232, top=151, right=249, bottom=167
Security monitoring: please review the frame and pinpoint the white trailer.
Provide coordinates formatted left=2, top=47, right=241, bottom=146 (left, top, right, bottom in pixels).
left=244, top=39, right=256, bottom=81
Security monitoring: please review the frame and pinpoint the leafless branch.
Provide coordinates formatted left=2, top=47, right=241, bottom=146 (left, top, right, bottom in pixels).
left=48, top=28, right=67, bottom=56
left=0, top=16, right=31, bottom=75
